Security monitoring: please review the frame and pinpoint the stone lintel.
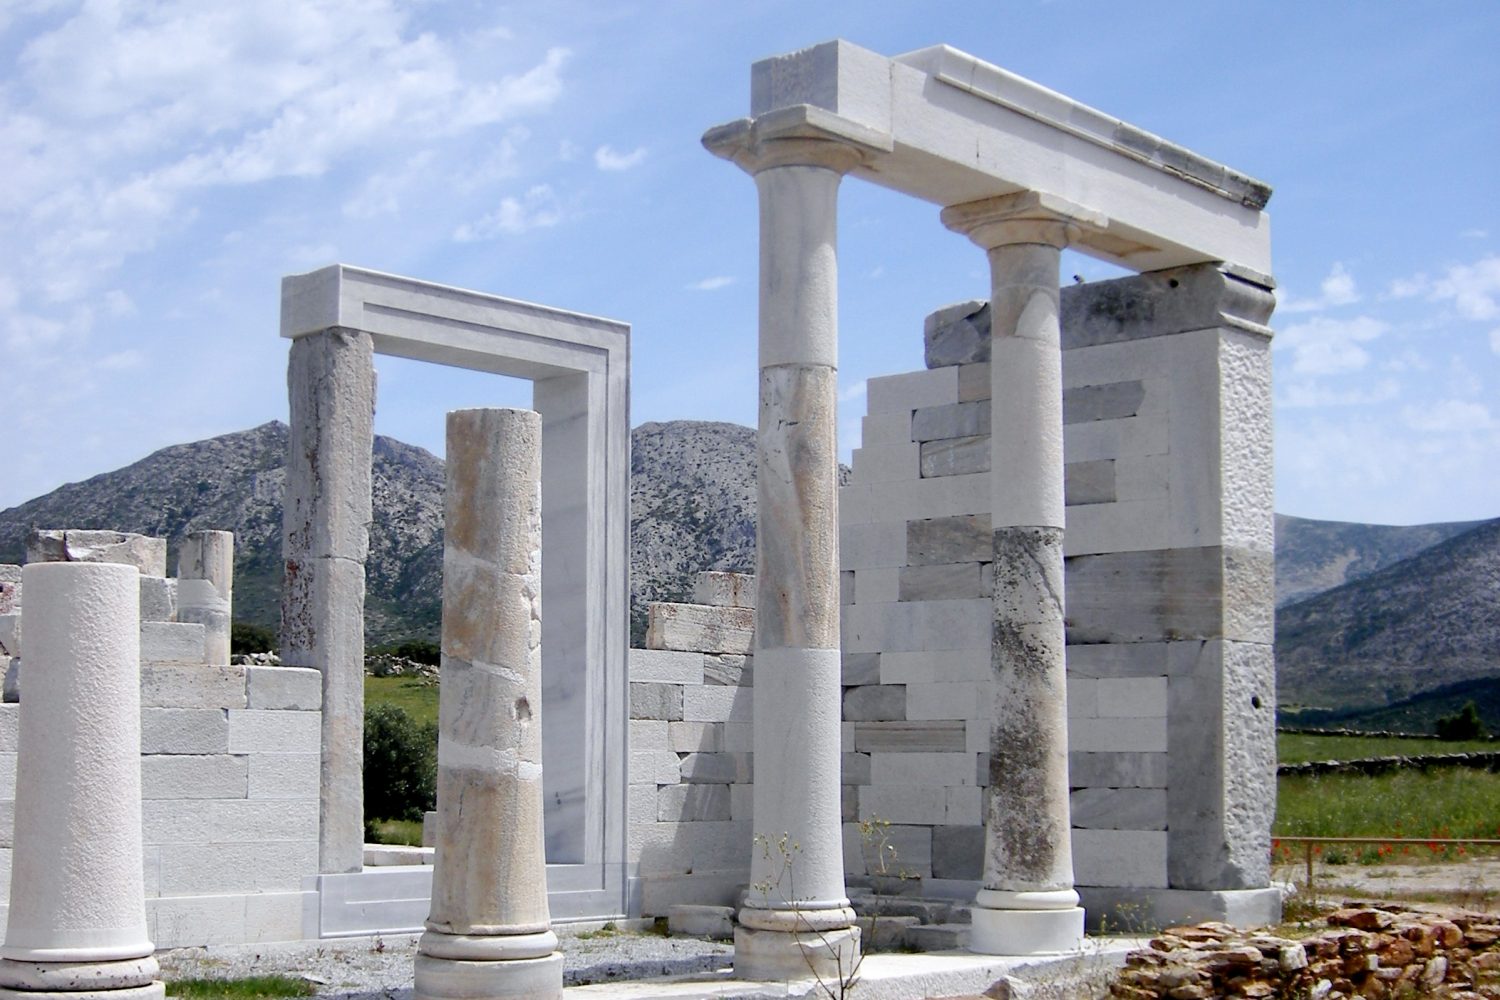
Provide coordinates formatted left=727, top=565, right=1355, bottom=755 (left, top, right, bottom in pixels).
left=1061, top=263, right=1277, bottom=349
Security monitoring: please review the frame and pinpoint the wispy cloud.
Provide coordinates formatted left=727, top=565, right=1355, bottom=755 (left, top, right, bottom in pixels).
left=1460, top=228, right=1489, bottom=240
left=1278, top=262, right=1359, bottom=314
left=1387, top=254, right=1500, bottom=321
left=687, top=275, right=734, bottom=291
left=1402, top=399, right=1496, bottom=433
left=452, top=184, right=563, bottom=240
left=1278, top=378, right=1399, bottom=409
left=594, top=144, right=647, bottom=171
left=1490, top=329, right=1500, bottom=356
left=1273, top=315, right=1387, bottom=375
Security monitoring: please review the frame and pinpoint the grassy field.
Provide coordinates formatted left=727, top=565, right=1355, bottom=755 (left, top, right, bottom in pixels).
left=1275, top=767, right=1500, bottom=846
left=365, top=675, right=440, bottom=728
left=1277, top=732, right=1497, bottom=764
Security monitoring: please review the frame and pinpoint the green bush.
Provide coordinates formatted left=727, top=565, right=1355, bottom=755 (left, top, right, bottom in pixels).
left=229, top=620, right=276, bottom=655
left=1435, top=700, right=1489, bottom=741
left=363, top=703, right=436, bottom=830
left=367, top=638, right=441, bottom=665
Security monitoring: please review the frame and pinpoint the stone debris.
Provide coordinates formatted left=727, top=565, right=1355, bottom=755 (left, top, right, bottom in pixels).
left=1109, top=908, right=1500, bottom=1000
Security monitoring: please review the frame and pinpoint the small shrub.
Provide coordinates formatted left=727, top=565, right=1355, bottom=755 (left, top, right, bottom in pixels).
left=363, top=703, right=436, bottom=831
left=229, top=620, right=276, bottom=655
left=1435, top=700, right=1489, bottom=741
left=367, top=639, right=440, bottom=666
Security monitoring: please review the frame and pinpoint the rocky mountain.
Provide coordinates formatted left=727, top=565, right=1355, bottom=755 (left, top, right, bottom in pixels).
left=1276, top=516, right=1500, bottom=713
left=1274, top=513, right=1484, bottom=607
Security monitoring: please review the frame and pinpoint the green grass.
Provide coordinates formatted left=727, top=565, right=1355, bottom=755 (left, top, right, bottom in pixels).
left=364, top=675, right=439, bottom=728
left=167, top=975, right=316, bottom=999
left=1274, top=768, right=1500, bottom=842
left=1277, top=732, right=1497, bottom=764
left=368, top=818, right=424, bottom=846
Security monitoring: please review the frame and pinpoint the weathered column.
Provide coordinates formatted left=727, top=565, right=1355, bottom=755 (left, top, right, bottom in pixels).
left=282, top=327, right=374, bottom=875
left=177, top=530, right=233, bottom=665
left=704, top=127, right=865, bottom=982
left=942, top=192, right=1103, bottom=955
left=0, top=562, right=163, bottom=1000
left=414, top=408, right=561, bottom=1000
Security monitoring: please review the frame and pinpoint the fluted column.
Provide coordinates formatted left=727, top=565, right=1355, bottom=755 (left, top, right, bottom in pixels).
left=414, top=408, right=560, bottom=1000
left=942, top=192, right=1104, bottom=955
left=0, top=562, right=163, bottom=1000
left=705, top=128, right=864, bottom=982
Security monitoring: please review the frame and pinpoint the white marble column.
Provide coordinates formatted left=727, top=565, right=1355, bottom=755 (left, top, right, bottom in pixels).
left=177, top=530, right=233, bottom=665
left=0, top=563, right=162, bottom=1000
left=707, top=131, right=863, bottom=982
left=942, top=192, right=1103, bottom=955
left=282, top=326, right=374, bottom=875
left=414, top=408, right=561, bottom=1000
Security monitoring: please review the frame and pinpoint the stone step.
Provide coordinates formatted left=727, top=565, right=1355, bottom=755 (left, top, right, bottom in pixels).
left=903, top=921, right=971, bottom=951
left=855, top=914, right=921, bottom=950
left=849, top=893, right=955, bottom=925
left=667, top=904, right=735, bottom=941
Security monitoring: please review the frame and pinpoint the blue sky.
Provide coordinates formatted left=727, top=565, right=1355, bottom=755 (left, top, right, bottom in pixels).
left=2, top=1, right=1497, bottom=526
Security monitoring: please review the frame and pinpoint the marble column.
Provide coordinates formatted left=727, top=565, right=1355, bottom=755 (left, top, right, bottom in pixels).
left=177, top=530, right=233, bottom=665
left=706, top=131, right=863, bottom=982
left=0, top=562, right=163, bottom=1000
left=414, top=408, right=561, bottom=1000
left=282, top=326, right=374, bottom=875
left=941, top=192, right=1103, bottom=955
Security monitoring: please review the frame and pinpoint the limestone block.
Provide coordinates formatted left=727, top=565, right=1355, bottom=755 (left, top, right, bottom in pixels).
left=1216, top=328, right=1275, bottom=554
left=1064, top=459, right=1116, bottom=506
left=158, top=842, right=318, bottom=895
left=629, top=719, right=670, bottom=754
left=138, top=576, right=177, bottom=622
left=870, top=751, right=973, bottom=787
left=639, top=873, right=746, bottom=916
left=141, top=621, right=207, bottom=665
left=629, top=681, right=684, bottom=721
left=863, top=824, right=932, bottom=879
left=1063, top=380, right=1146, bottom=424
left=1070, top=787, right=1168, bottom=831
left=702, top=654, right=749, bottom=686
left=841, top=652, right=880, bottom=686
left=1066, top=641, right=1170, bottom=678
left=861, top=411, right=914, bottom=447
left=645, top=603, right=754, bottom=654
left=1065, top=546, right=1274, bottom=643
left=1066, top=678, right=1098, bottom=719
left=0, top=706, right=13, bottom=750
left=141, top=754, right=248, bottom=799
left=878, top=648, right=989, bottom=685
left=1071, top=829, right=1168, bottom=888
left=920, top=435, right=988, bottom=478
left=630, top=751, right=682, bottom=786
left=842, top=685, right=906, bottom=721
left=1067, top=715, right=1167, bottom=753
left=839, top=520, right=907, bottom=570
left=853, top=566, right=899, bottom=605
left=931, top=824, right=984, bottom=880
left=1098, top=677, right=1168, bottom=718
left=658, top=784, right=731, bottom=822
left=25, top=529, right=167, bottom=575
left=246, top=753, right=320, bottom=799
left=209, top=799, right=320, bottom=843
left=682, top=685, right=751, bottom=723
left=904, top=681, right=990, bottom=721
left=721, top=723, right=754, bottom=752
left=843, top=598, right=990, bottom=654
left=227, top=709, right=321, bottom=753
left=141, top=708, right=229, bottom=755
left=911, top=400, right=989, bottom=442
left=1063, top=498, right=1170, bottom=557
left=852, top=721, right=966, bottom=753
left=679, top=752, right=751, bottom=784
left=0, top=615, right=18, bottom=658
left=898, top=562, right=985, bottom=602
left=667, top=722, right=722, bottom=753
left=731, top=783, right=754, bottom=821
left=1059, top=264, right=1274, bottom=351
left=244, top=891, right=310, bottom=944
left=1068, top=751, right=1168, bottom=789
left=0, top=753, right=15, bottom=798
left=150, top=894, right=246, bottom=949
left=627, top=649, right=702, bottom=685
left=0, top=802, right=12, bottom=849
left=627, top=783, right=655, bottom=826
left=1062, top=410, right=1169, bottom=466
left=906, top=514, right=989, bottom=566
left=946, top=785, right=982, bottom=825
left=924, top=300, right=990, bottom=368
left=840, top=569, right=854, bottom=606
left=141, top=662, right=248, bottom=709
left=629, top=820, right=749, bottom=877
left=867, top=367, right=959, bottom=413
left=692, top=571, right=757, bottom=609
left=957, top=362, right=991, bottom=402
left=667, top=904, right=735, bottom=941
left=245, top=666, right=321, bottom=710
left=857, top=784, right=945, bottom=824
left=840, top=752, right=871, bottom=786
left=141, top=799, right=214, bottom=845
left=851, top=443, right=920, bottom=484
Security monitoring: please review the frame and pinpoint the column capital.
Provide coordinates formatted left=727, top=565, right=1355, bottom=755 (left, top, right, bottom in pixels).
left=942, top=190, right=1108, bottom=251
left=703, top=104, right=890, bottom=176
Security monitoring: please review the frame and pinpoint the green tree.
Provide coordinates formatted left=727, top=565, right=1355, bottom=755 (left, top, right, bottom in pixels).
left=363, top=703, right=437, bottom=831
left=1435, top=700, right=1489, bottom=741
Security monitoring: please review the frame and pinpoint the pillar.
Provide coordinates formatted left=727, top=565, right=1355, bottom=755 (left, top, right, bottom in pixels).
left=941, top=192, right=1104, bottom=955
left=0, top=562, right=162, bottom=1000
left=282, top=326, right=374, bottom=875
left=706, top=129, right=864, bottom=982
left=177, top=530, right=233, bottom=665
left=414, top=408, right=561, bottom=1000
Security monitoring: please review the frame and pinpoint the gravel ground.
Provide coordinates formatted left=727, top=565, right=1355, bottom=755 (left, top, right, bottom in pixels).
left=158, top=923, right=733, bottom=998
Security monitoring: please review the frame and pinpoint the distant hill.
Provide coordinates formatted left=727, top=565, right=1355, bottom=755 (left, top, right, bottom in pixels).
left=1289, top=676, right=1500, bottom=735
left=1276, top=517, right=1500, bottom=713
left=1274, top=513, right=1483, bottom=607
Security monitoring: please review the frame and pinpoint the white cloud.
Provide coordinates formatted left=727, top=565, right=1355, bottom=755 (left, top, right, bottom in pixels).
left=594, top=144, right=647, bottom=171
left=1402, top=400, right=1496, bottom=433
left=1461, top=228, right=1489, bottom=239
left=1387, top=254, right=1500, bottom=321
left=1273, top=315, right=1387, bottom=375
left=839, top=381, right=868, bottom=404
left=1277, top=378, right=1399, bottom=409
left=452, top=185, right=562, bottom=240
left=1491, top=328, right=1500, bottom=355
left=687, top=276, right=734, bottom=291
left=1278, top=262, right=1359, bottom=313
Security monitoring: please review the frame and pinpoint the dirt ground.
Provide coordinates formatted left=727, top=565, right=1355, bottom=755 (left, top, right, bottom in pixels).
left=1277, top=856, right=1500, bottom=914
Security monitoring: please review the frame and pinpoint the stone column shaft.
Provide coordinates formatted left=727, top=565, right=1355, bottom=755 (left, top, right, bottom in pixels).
left=415, top=407, right=561, bottom=1000
left=282, top=326, right=374, bottom=875
left=0, top=562, right=163, bottom=1000
left=177, top=530, right=233, bottom=666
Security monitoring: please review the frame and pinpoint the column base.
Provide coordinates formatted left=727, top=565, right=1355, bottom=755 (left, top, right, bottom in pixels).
left=413, top=952, right=562, bottom=1000
left=0, top=985, right=164, bottom=1000
left=733, top=924, right=861, bottom=984
left=0, top=957, right=163, bottom=1000
left=969, top=890, right=1085, bottom=956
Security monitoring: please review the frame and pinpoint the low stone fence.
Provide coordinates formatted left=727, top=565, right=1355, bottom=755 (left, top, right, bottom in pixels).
left=1279, top=753, right=1500, bottom=778
left=1110, top=907, right=1500, bottom=999
left=1278, top=727, right=1500, bottom=742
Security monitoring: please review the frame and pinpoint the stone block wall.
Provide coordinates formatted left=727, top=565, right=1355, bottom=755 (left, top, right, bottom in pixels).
left=0, top=535, right=324, bottom=948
